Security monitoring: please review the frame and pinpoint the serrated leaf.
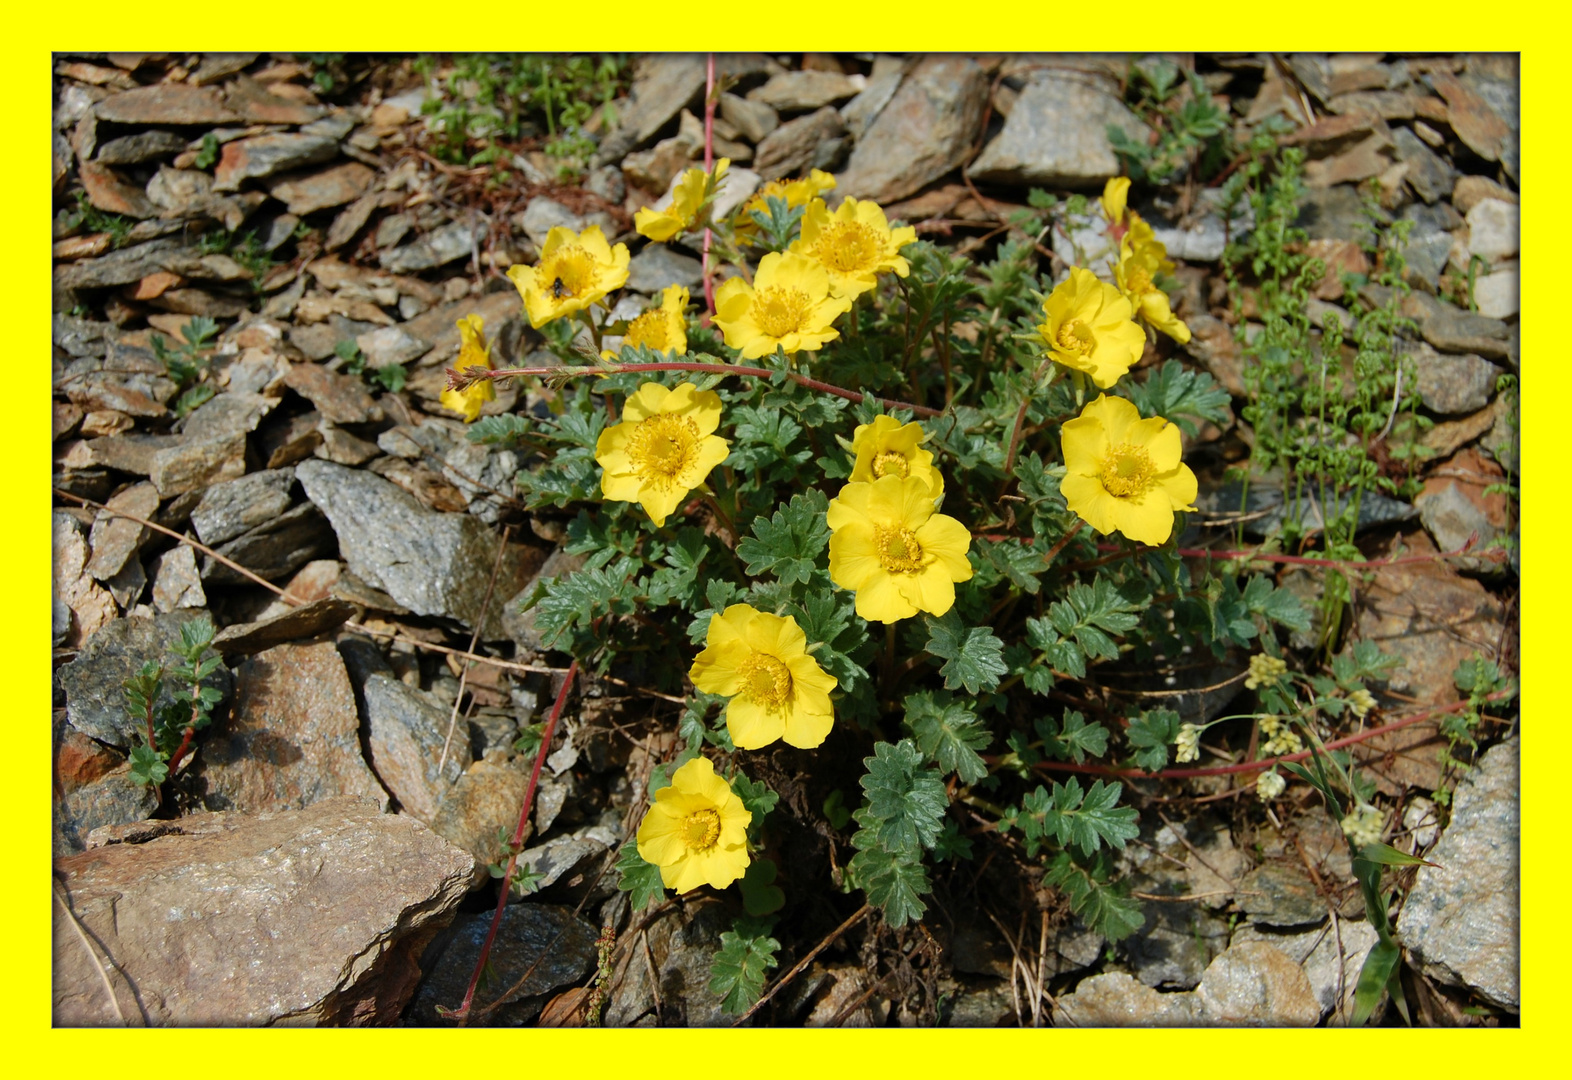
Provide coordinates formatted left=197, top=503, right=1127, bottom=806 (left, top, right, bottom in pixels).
left=730, top=772, right=779, bottom=828
left=858, top=739, right=947, bottom=856
left=739, top=858, right=785, bottom=916
left=1125, top=707, right=1183, bottom=772
left=615, top=839, right=667, bottom=911
left=1125, top=359, right=1232, bottom=437
left=847, top=846, right=931, bottom=927
left=902, top=690, right=990, bottom=783
left=128, top=743, right=168, bottom=786
left=1043, top=852, right=1145, bottom=943
left=1240, top=574, right=1312, bottom=634
left=736, top=489, right=830, bottom=586
left=1017, top=777, right=1139, bottom=857
left=923, top=612, right=1007, bottom=694
left=1039, top=710, right=1110, bottom=764
left=467, top=414, right=533, bottom=447
left=709, top=919, right=780, bottom=1015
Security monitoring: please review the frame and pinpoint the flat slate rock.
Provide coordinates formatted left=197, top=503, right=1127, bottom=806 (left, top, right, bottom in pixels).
left=190, top=467, right=297, bottom=546
left=93, top=84, right=240, bottom=125
left=361, top=672, right=472, bottom=824
left=53, top=796, right=472, bottom=1026
left=211, top=596, right=357, bottom=657
left=970, top=69, right=1144, bottom=188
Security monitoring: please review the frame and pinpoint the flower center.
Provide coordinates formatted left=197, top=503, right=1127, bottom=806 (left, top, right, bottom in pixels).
left=539, top=246, right=596, bottom=300
left=623, top=309, right=671, bottom=351
left=1124, top=266, right=1152, bottom=296
left=813, top=221, right=882, bottom=273
left=1055, top=319, right=1094, bottom=355
left=626, top=413, right=700, bottom=489
left=875, top=524, right=926, bottom=574
left=1098, top=443, right=1155, bottom=499
left=680, top=808, right=721, bottom=851
left=752, top=286, right=812, bottom=339
left=739, top=652, right=793, bottom=710
left=871, top=450, right=910, bottom=479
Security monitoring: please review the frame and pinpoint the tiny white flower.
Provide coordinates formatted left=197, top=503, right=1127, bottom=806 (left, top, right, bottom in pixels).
left=1256, top=770, right=1286, bottom=801
left=1347, top=687, right=1377, bottom=719
left=1341, top=803, right=1384, bottom=849
left=1245, top=653, right=1288, bottom=691
left=1175, top=723, right=1201, bottom=764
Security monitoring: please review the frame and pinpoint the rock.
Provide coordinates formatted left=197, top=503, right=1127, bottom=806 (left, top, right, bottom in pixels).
left=1355, top=530, right=1505, bottom=706
left=181, top=390, right=278, bottom=442
left=149, top=544, right=207, bottom=613
left=362, top=673, right=472, bottom=823
left=1452, top=175, right=1517, bottom=216
left=316, top=423, right=382, bottom=466
left=1232, top=920, right=1380, bottom=1024
left=189, top=52, right=259, bottom=86
left=378, top=221, right=477, bottom=274
left=1415, top=448, right=1512, bottom=573
left=604, top=900, right=735, bottom=1026
left=324, top=190, right=381, bottom=251
left=407, top=904, right=599, bottom=1026
left=355, top=325, right=430, bottom=369
left=719, top=92, right=779, bottom=143
left=197, top=642, right=387, bottom=813
left=55, top=608, right=232, bottom=749
left=1418, top=302, right=1513, bottom=361
left=1190, top=941, right=1323, bottom=1026
left=63, top=371, right=176, bottom=418
left=1428, top=71, right=1514, bottom=173
left=1294, top=184, right=1378, bottom=241
left=1055, top=972, right=1200, bottom=1026
left=1391, top=127, right=1454, bottom=204
left=79, top=161, right=157, bottom=219
left=748, top=70, right=864, bottom=112
left=1398, top=737, right=1518, bottom=1011
left=202, top=501, right=335, bottom=585
left=284, top=362, right=384, bottom=424
left=626, top=244, right=704, bottom=294
left=1482, top=390, right=1518, bottom=475
left=86, top=481, right=158, bottom=581
left=1141, top=191, right=1254, bottom=262
left=1473, top=265, right=1518, bottom=320
left=54, top=237, right=185, bottom=291
left=189, top=468, right=296, bottom=546
left=501, top=547, right=588, bottom=652
left=54, top=511, right=118, bottom=647
left=839, top=56, right=906, bottom=141
left=517, top=197, right=615, bottom=251
left=54, top=765, right=159, bottom=856
left=1412, top=344, right=1502, bottom=415
left=210, top=597, right=357, bottom=658
left=269, top=162, right=376, bottom=216
left=593, top=54, right=706, bottom=166
left=93, top=83, right=240, bottom=125
left=517, top=817, right=618, bottom=900
left=429, top=758, right=528, bottom=864
left=53, top=796, right=473, bottom=1026
left=1302, top=133, right=1391, bottom=188
left=753, top=106, right=846, bottom=181
left=971, top=69, right=1142, bottom=189
left=1466, top=198, right=1518, bottom=263
left=214, top=133, right=340, bottom=190
left=1399, top=202, right=1457, bottom=289
left=1328, top=90, right=1416, bottom=121
left=837, top=56, right=989, bottom=204
left=224, top=75, right=326, bottom=126
left=1239, top=862, right=1329, bottom=927
left=1422, top=395, right=1507, bottom=460
left=148, top=431, right=248, bottom=497
left=296, top=460, right=540, bottom=636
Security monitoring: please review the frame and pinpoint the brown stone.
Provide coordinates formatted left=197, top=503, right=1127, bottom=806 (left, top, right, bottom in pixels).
left=1452, top=175, right=1518, bottom=216
left=268, top=161, right=376, bottom=216
left=214, top=133, right=339, bottom=191
left=93, top=84, right=240, bottom=126
left=130, top=271, right=183, bottom=300
left=86, top=481, right=159, bottom=581
left=80, top=410, right=135, bottom=438
left=53, top=233, right=112, bottom=261
left=283, top=362, right=384, bottom=425
left=1428, top=72, right=1511, bottom=164
left=53, top=402, right=85, bottom=442
left=55, top=726, right=124, bottom=793
left=1304, top=239, right=1371, bottom=300
left=148, top=432, right=248, bottom=497
left=223, top=75, right=325, bottom=125
left=211, top=597, right=357, bottom=658
left=79, top=161, right=158, bottom=220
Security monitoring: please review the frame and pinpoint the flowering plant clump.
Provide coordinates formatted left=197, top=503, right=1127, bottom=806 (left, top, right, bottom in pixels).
left=458, top=136, right=1448, bottom=1024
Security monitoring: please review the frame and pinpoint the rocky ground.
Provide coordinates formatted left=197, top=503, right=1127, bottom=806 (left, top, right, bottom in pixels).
left=52, top=52, right=1518, bottom=1027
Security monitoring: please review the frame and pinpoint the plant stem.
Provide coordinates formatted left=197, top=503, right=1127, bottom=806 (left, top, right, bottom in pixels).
left=701, top=53, right=717, bottom=321
left=880, top=622, right=897, bottom=700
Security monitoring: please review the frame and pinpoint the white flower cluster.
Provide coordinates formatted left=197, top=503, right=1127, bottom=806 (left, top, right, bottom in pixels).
left=1175, top=723, right=1201, bottom=763
left=1256, top=770, right=1285, bottom=801
left=1341, top=803, right=1385, bottom=850
left=1347, top=687, right=1377, bottom=719
left=1245, top=653, right=1288, bottom=690
left=1258, top=715, right=1303, bottom=757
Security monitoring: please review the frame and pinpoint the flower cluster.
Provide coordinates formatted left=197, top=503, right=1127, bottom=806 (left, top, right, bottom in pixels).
left=1340, top=803, right=1385, bottom=849
left=1256, top=769, right=1286, bottom=802
left=1245, top=653, right=1289, bottom=690
left=1257, top=714, right=1303, bottom=757
left=1101, top=176, right=1192, bottom=344
left=1175, top=722, right=1201, bottom=764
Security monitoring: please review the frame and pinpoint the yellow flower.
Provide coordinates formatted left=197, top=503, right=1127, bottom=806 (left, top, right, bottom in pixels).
left=1058, top=394, right=1198, bottom=546
left=788, top=197, right=916, bottom=298
left=1123, top=216, right=1174, bottom=272
left=735, top=169, right=837, bottom=239
left=595, top=382, right=730, bottom=526
left=848, top=415, right=943, bottom=498
left=635, top=159, right=730, bottom=243
left=690, top=604, right=838, bottom=750
left=714, top=252, right=852, bottom=359
left=636, top=756, right=751, bottom=892
left=1115, top=234, right=1191, bottom=345
left=826, top=475, right=973, bottom=623
left=603, top=285, right=689, bottom=360
left=1101, top=176, right=1131, bottom=226
left=506, top=224, right=630, bottom=329
left=438, top=314, right=495, bottom=422
left=1036, top=267, right=1147, bottom=389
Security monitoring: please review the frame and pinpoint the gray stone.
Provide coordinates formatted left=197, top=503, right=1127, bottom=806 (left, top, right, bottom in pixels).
left=1141, top=190, right=1255, bottom=262
left=604, top=898, right=735, bottom=1026
left=378, top=221, right=477, bottom=274
left=53, top=796, right=474, bottom=1026
left=86, top=481, right=158, bottom=581
left=440, top=442, right=519, bottom=525
left=191, top=468, right=297, bottom=546
left=1417, top=301, right=1513, bottom=360
left=54, top=766, right=159, bottom=856
left=517, top=817, right=618, bottom=899
left=93, top=83, right=240, bottom=125
left=1399, top=203, right=1457, bottom=289
left=210, top=597, right=357, bottom=658
left=1397, top=737, right=1518, bottom=1010
left=1483, top=391, right=1519, bottom=475
left=1232, top=919, right=1380, bottom=1024
left=719, top=92, right=779, bottom=144
left=1239, top=862, right=1327, bottom=927
left=970, top=70, right=1143, bottom=189
left=148, top=431, right=248, bottom=497
left=584, top=165, right=626, bottom=205
left=517, top=197, right=615, bottom=250
left=180, top=390, right=278, bottom=442
left=149, top=544, right=206, bottom=613
left=201, top=501, right=335, bottom=585
left=408, top=904, right=599, bottom=1026
left=94, top=129, right=188, bottom=165
left=315, top=423, right=383, bottom=466
left=837, top=55, right=989, bottom=204
left=1195, top=477, right=1418, bottom=539
left=355, top=325, right=430, bottom=369
left=214, top=133, right=339, bottom=190
left=1466, top=198, right=1518, bottom=263
left=362, top=673, right=472, bottom=823
left=626, top=244, right=704, bottom=294
left=53, top=237, right=186, bottom=291
left=1056, top=972, right=1201, bottom=1027
left=54, top=511, right=119, bottom=647
left=268, top=161, right=376, bottom=216
left=295, top=460, right=539, bottom=637
left=197, top=641, right=387, bottom=814
left=63, top=370, right=177, bottom=417
left=839, top=57, right=906, bottom=141
left=1295, top=184, right=1380, bottom=241
left=1473, top=266, right=1518, bottom=320
left=1415, top=481, right=1507, bottom=572
left=748, top=70, right=864, bottom=112
left=283, top=361, right=384, bottom=424
left=753, top=106, right=846, bottom=182
left=593, top=54, right=706, bottom=166
left=1190, top=941, right=1323, bottom=1026
left=1412, top=344, right=1501, bottom=415
left=55, top=609, right=232, bottom=750
left=429, top=758, right=528, bottom=864
left=501, top=547, right=588, bottom=652
left=1392, top=127, right=1454, bottom=204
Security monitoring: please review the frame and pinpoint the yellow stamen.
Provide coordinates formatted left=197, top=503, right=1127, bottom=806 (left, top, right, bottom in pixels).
left=539, top=246, right=596, bottom=299
left=875, top=524, right=926, bottom=574
left=752, top=286, right=812, bottom=338
left=681, top=808, right=721, bottom=851
left=624, top=309, right=671, bottom=351
left=626, top=414, right=701, bottom=489
left=1056, top=319, right=1094, bottom=355
left=812, top=221, right=881, bottom=273
left=871, top=451, right=910, bottom=479
left=738, top=652, right=793, bottom=710
left=1098, top=443, right=1155, bottom=499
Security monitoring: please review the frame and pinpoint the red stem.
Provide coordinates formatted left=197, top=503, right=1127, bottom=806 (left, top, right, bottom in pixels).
left=475, top=361, right=941, bottom=418
left=701, top=53, right=717, bottom=323
left=455, top=658, right=579, bottom=1025
left=168, top=726, right=196, bottom=773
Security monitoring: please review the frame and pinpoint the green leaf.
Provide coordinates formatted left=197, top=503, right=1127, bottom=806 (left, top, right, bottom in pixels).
left=923, top=612, right=1008, bottom=694
left=739, top=858, right=785, bottom=917
left=1016, top=777, right=1139, bottom=857
left=1354, top=842, right=1431, bottom=868
left=467, top=414, right=533, bottom=447
left=127, top=743, right=168, bottom=787
left=614, top=839, right=667, bottom=912
left=857, top=739, right=947, bottom=856
left=709, top=918, right=780, bottom=1015
left=902, top=690, right=990, bottom=784
left=1038, top=710, right=1110, bottom=764
left=1125, top=707, right=1183, bottom=772
left=1043, top=852, right=1144, bottom=944
left=1351, top=939, right=1401, bottom=1027
left=736, top=489, right=830, bottom=587
left=822, top=789, right=852, bottom=830
left=847, top=844, right=931, bottom=927
left=1124, top=360, right=1230, bottom=438
left=173, top=382, right=215, bottom=418
left=1240, top=574, right=1312, bottom=634
left=730, top=771, right=779, bottom=831
left=1044, top=576, right=1142, bottom=663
